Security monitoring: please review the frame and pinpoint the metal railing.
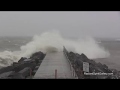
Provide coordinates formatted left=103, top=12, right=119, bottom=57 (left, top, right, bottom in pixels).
left=63, top=46, right=78, bottom=79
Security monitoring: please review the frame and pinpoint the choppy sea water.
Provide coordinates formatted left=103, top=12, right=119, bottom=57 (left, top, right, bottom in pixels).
left=0, top=37, right=32, bottom=52
left=0, top=37, right=120, bottom=70
left=95, top=40, right=120, bottom=70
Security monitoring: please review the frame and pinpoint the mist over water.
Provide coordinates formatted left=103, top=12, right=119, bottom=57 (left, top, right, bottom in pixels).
left=0, top=30, right=110, bottom=67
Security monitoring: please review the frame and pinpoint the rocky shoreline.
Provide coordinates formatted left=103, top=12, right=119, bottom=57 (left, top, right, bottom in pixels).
left=0, top=51, right=46, bottom=79
left=65, top=49, right=120, bottom=79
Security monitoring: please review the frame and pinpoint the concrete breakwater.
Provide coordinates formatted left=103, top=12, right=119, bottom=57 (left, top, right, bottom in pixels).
left=0, top=51, right=46, bottom=79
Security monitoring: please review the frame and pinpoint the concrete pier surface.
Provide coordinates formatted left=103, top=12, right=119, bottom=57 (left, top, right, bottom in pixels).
left=33, top=51, right=74, bottom=79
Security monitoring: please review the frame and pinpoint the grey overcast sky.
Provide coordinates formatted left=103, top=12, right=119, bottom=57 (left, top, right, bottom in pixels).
left=0, top=11, right=120, bottom=38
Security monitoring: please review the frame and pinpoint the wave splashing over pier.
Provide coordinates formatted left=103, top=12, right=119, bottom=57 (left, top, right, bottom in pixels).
left=0, top=30, right=110, bottom=67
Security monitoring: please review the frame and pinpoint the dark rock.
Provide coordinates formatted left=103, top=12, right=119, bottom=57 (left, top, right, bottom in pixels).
left=75, top=59, right=83, bottom=69
left=35, top=59, right=41, bottom=64
left=103, top=64, right=108, bottom=69
left=30, top=51, right=45, bottom=60
left=8, top=73, right=25, bottom=79
left=80, top=53, right=89, bottom=62
left=65, top=49, right=119, bottom=79
left=18, top=57, right=27, bottom=63
left=0, top=71, right=14, bottom=78
left=12, top=62, right=18, bottom=66
left=18, top=67, right=31, bottom=77
left=0, top=51, right=46, bottom=79
left=13, top=62, right=36, bottom=72
left=24, top=59, right=32, bottom=62
left=0, top=66, right=14, bottom=74
left=89, top=60, right=96, bottom=65
left=96, top=62, right=103, bottom=67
